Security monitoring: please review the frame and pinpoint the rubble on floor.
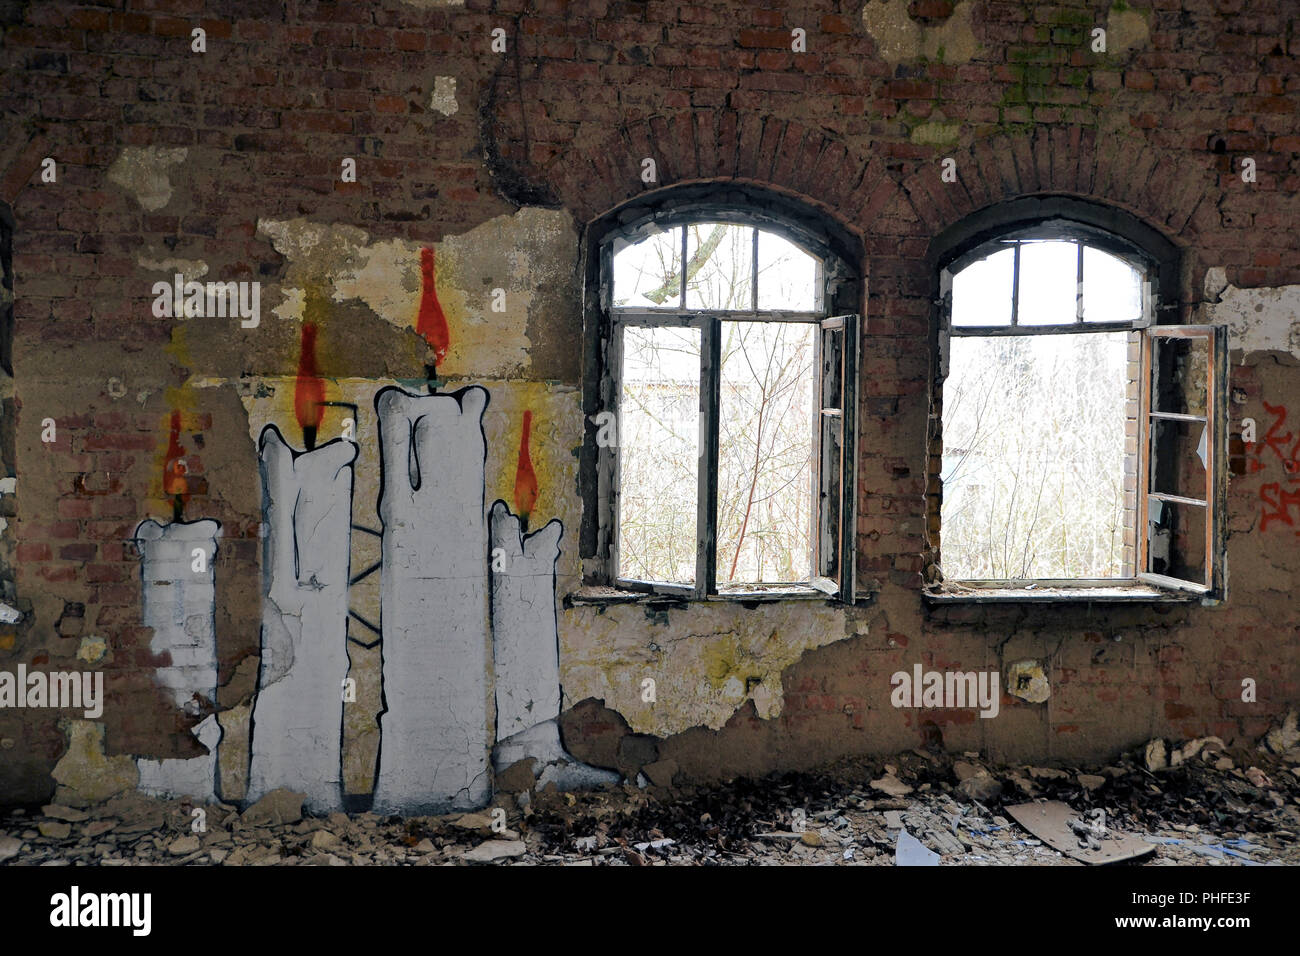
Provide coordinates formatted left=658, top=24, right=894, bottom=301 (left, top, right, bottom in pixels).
left=3, top=715, right=1298, bottom=867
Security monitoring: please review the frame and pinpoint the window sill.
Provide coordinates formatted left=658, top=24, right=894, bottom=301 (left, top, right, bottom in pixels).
left=922, top=583, right=1204, bottom=605
left=565, top=584, right=838, bottom=607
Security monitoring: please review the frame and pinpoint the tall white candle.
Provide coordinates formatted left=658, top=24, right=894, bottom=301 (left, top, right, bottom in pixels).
left=246, top=425, right=356, bottom=813
left=372, top=385, right=492, bottom=814
left=133, top=518, right=220, bottom=714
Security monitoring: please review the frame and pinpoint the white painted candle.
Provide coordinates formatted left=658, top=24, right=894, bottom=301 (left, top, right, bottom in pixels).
left=133, top=518, right=220, bottom=714
left=490, top=500, right=563, bottom=742
left=489, top=500, right=620, bottom=790
left=247, top=426, right=356, bottom=813
left=372, top=385, right=492, bottom=814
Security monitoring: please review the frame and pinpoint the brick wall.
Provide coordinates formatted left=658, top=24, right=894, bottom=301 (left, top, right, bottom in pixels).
left=0, top=0, right=1298, bottom=800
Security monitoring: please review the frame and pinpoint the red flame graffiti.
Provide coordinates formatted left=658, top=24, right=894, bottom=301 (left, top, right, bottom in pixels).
left=162, top=409, right=188, bottom=519
left=416, top=246, right=450, bottom=369
left=514, top=410, right=539, bottom=522
left=295, top=321, right=326, bottom=449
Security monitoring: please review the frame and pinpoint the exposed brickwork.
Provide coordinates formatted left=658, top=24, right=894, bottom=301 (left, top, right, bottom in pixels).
left=0, top=0, right=1298, bottom=800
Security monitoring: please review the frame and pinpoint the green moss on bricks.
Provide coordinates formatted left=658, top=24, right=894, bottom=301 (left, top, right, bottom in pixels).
left=910, top=122, right=962, bottom=147
left=1051, top=8, right=1094, bottom=26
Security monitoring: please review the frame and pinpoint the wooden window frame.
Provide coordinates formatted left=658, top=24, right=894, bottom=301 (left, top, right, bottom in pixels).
left=929, top=222, right=1227, bottom=603
left=591, top=218, right=858, bottom=603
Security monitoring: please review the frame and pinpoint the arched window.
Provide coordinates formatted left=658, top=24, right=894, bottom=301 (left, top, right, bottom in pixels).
left=932, top=209, right=1225, bottom=598
left=584, top=195, right=860, bottom=601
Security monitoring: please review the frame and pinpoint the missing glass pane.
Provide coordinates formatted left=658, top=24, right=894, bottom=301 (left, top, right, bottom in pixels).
left=618, top=325, right=700, bottom=584
left=941, top=332, right=1130, bottom=579
left=716, top=321, right=816, bottom=585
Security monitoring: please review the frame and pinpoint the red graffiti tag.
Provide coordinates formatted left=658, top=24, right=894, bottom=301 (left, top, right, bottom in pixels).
left=1253, top=401, right=1299, bottom=472
left=1260, top=483, right=1300, bottom=532
left=1252, top=401, right=1300, bottom=533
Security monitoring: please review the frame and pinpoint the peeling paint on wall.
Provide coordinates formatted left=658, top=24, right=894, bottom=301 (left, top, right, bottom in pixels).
left=256, top=208, right=574, bottom=377
left=1006, top=660, right=1051, bottom=704
left=430, top=76, right=459, bottom=116
left=861, top=0, right=978, bottom=65
left=50, top=720, right=139, bottom=806
left=563, top=601, right=851, bottom=737
left=1204, top=279, right=1300, bottom=358
left=1107, top=6, right=1151, bottom=57
left=132, top=519, right=219, bottom=715
left=107, top=146, right=188, bottom=211
left=136, top=713, right=220, bottom=801
left=137, top=255, right=208, bottom=283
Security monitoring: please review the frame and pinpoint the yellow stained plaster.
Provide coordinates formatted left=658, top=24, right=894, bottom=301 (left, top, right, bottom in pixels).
left=561, top=600, right=850, bottom=737
left=255, top=208, right=575, bottom=378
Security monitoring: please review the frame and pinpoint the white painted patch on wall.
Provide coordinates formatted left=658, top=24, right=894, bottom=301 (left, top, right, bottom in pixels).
left=430, top=76, right=458, bottom=115
left=107, top=146, right=188, bottom=211
left=1204, top=273, right=1300, bottom=357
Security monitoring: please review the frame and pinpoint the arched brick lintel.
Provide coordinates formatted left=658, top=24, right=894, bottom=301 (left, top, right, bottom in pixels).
left=902, top=126, right=1211, bottom=270
left=557, top=111, right=905, bottom=244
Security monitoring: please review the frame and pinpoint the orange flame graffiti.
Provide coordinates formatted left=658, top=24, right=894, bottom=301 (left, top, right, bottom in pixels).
left=162, top=409, right=188, bottom=520
left=514, top=410, right=539, bottom=524
left=295, top=321, right=326, bottom=450
left=416, top=246, right=450, bottom=370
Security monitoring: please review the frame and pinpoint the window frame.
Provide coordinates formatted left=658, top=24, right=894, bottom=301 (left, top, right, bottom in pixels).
left=927, top=205, right=1226, bottom=603
left=581, top=197, right=861, bottom=604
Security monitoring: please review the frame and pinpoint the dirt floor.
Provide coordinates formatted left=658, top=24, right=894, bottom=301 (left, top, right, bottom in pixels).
left=3, top=716, right=1298, bottom=867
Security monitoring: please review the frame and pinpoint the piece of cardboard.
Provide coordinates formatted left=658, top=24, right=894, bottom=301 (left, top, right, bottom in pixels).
left=1006, top=801, right=1155, bottom=865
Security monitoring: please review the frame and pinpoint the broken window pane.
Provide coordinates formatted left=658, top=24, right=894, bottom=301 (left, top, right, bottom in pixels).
left=686, top=223, right=754, bottom=311
left=1150, top=336, right=1209, bottom=417
left=1083, top=246, right=1143, bottom=323
left=940, top=332, right=1130, bottom=579
left=1146, top=498, right=1207, bottom=585
left=617, top=325, right=700, bottom=584
left=951, top=246, right=1013, bottom=327
left=1017, top=240, right=1078, bottom=326
left=716, top=321, right=816, bottom=585
left=756, top=229, right=817, bottom=311
left=612, top=227, right=683, bottom=308
left=1148, top=419, right=1208, bottom=502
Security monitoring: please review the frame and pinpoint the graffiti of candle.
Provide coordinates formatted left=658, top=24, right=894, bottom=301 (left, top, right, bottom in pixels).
left=416, top=246, right=450, bottom=386
left=247, top=421, right=356, bottom=812
left=489, top=415, right=619, bottom=789
left=163, top=409, right=188, bottom=521
left=133, top=516, right=220, bottom=717
left=371, top=384, right=492, bottom=814
left=514, top=410, right=538, bottom=532
left=295, top=321, right=326, bottom=451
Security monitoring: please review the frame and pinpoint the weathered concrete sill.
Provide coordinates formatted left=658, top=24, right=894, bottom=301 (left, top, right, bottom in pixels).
left=565, top=585, right=837, bottom=607
left=923, top=584, right=1202, bottom=605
